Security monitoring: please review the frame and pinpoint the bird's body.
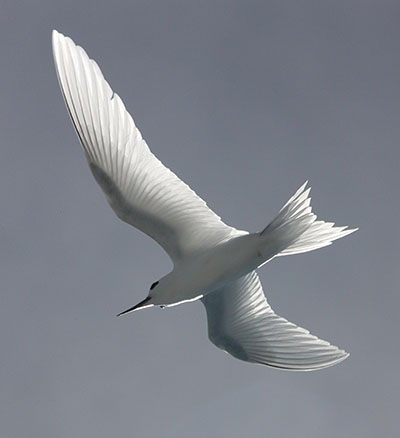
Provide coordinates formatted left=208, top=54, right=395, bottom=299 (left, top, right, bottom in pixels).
left=152, top=233, right=263, bottom=306
left=52, top=30, right=357, bottom=370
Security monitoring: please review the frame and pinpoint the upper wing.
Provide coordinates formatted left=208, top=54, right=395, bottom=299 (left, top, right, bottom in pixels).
left=201, top=271, right=349, bottom=370
left=52, top=30, right=242, bottom=263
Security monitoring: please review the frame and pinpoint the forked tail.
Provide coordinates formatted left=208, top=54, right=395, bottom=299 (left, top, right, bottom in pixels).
left=259, top=182, right=357, bottom=261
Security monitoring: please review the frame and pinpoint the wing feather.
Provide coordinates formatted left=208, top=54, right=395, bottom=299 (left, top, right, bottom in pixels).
left=201, top=271, right=349, bottom=370
left=52, top=30, right=242, bottom=262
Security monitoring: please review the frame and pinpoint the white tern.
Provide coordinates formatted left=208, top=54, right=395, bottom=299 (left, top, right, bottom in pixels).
left=52, top=30, right=357, bottom=370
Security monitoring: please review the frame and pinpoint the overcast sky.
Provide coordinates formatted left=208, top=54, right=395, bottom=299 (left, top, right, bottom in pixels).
left=1, top=1, right=399, bottom=437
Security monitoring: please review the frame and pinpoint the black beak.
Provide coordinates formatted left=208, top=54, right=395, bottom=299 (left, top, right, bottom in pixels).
left=116, top=296, right=152, bottom=317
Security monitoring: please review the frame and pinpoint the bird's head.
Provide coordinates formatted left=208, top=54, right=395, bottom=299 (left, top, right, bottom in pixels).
left=116, top=278, right=168, bottom=317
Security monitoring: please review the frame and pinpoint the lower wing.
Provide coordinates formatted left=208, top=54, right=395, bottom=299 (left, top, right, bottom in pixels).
left=201, top=271, right=349, bottom=371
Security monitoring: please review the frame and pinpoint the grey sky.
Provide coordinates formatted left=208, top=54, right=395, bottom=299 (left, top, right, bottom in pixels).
left=1, top=1, right=399, bottom=437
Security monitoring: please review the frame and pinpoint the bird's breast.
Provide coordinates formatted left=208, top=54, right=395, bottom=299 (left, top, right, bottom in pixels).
left=167, top=233, right=262, bottom=304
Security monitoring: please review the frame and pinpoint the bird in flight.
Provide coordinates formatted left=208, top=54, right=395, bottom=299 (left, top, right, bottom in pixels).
left=52, top=30, right=357, bottom=371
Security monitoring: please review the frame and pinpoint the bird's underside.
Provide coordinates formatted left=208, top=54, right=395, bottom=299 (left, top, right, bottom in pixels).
left=52, top=30, right=356, bottom=371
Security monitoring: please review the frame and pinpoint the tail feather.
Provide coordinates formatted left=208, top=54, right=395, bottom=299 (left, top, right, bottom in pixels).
left=260, top=182, right=357, bottom=258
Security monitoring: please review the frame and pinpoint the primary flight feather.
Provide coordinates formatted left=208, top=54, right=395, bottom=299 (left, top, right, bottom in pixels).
left=52, top=30, right=357, bottom=371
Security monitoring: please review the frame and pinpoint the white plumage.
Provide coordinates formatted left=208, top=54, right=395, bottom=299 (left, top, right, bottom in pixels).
left=52, top=30, right=357, bottom=371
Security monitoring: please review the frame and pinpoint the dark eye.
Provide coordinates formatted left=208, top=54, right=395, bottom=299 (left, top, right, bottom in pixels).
left=150, top=281, right=159, bottom=290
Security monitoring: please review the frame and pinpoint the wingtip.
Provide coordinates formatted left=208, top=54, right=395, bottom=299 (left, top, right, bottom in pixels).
left=255, top=347, right=350, bottom=371
left=303, top=349, right=350, bottom=371
left=330, top=348, right=350, bottom=364
left=52, top=30, right=70, bottom=47
left=52, top=29, right=61, bottom=42
left=51, top=29, right=64, bottom=53
left=332, top=349, right=350, bottom=366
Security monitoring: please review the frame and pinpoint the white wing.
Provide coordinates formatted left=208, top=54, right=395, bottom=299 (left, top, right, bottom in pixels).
left=52, top=30, right=242, bottom=263
left=201, top=271, right=349, bottom=370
